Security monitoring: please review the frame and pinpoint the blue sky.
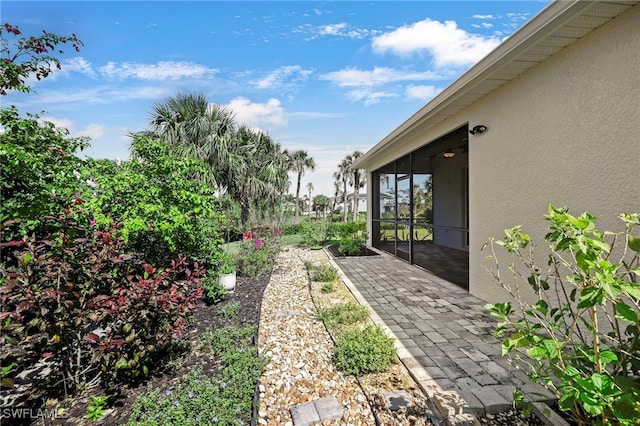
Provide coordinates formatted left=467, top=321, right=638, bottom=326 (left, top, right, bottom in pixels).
left=2, top=1, right=550, bottom=197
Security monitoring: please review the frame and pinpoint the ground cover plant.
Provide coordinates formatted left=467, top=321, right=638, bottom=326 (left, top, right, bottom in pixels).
left=317, top=302, right=368, bottom=329
left=128, top=320, right=266, bottom=425
left=333, top=325, right=396, bottom=376
left=483, top=206, right=640, bottom=425
left=307, top=263, right=339, bottom=282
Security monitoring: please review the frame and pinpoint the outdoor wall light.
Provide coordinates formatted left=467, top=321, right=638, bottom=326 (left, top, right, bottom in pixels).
left=469, top=125, right=487, bottom=135
left=443, top=149, right=455, bottom=158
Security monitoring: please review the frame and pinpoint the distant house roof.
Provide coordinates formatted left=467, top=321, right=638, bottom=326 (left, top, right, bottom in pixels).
left=355, top=0, right=639, bottom=169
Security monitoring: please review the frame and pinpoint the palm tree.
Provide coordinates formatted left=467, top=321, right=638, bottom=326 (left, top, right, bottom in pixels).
left=146, top=92, right=289, bottom=226
left=306, top=182, right=314, bottom=215
left=347, top=151, right=365, bottom=222
left=147, top=92, right=236, bottom=188
left=335, top=158, right=351, bottom=222
left=313, top=194, right=331, bottom=219
left=287, top=150, right=316, bottom=219
left=331, top=179, right=341, bottom=213
left=229, top=125, right=289, bottom=225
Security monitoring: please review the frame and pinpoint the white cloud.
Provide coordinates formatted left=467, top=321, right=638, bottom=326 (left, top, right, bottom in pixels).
left=297, top=23, right=378, bottom=40
left=253, top=65, right=313, bottom=89
left=42, top=116, right=105, bottom=139
left=507, top=12, right=530, bottom=21
left=405, top=85, right=439, bottom=101
left=372, top=18, right=501, bottom=68
left=319, top=23, right=347, bottom=35
left=471, top=22, right=494, bottom=29
left=473, top=14, right=495, bottom=19
left=320, top=66, right=443, bottom=88
left=346, top=89, right=397, bottom=106
left=61, top=57, right=98, bottom=78
left=35, top=85, right=168, bottom=105
left=99, top=61, right=218, bottom=80
left=226, top=97, right=286, bottom=128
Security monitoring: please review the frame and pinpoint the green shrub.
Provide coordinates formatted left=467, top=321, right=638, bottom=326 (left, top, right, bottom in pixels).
left=282, top=223, right=304, bottom=235
left=0, top=106, right=89, bottom=252
left=237, top=227, right=282, bottom=278
left=82, top=137, right=226, bottom=268
left=328, top=221, right=367, bottom=255
left=484, top=206, right=640, bottom=425
left=201, top=270, right=228, bottom=304
left=321, top=283, right=335, bottom=294
left=317, top=302, right=368, bottom=329
left=334, top=325, right=395, bottom=376
left=311, top=264, right=339, bottom=282
left=0, top=205, right=205, bottom=392
left=301, top=221, right=328, bottom=248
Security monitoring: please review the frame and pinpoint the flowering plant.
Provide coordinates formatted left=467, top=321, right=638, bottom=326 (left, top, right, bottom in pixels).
left=237, top=227, right=283, bottom=278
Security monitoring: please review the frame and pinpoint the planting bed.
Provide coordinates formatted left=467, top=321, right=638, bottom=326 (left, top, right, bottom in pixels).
left=9, top=274, right=270, bottom=426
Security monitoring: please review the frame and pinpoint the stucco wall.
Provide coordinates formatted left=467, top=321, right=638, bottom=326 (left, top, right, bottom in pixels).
left=467, top=4, right=640, bottom=303
left=363, top=4, right=639, bottom=303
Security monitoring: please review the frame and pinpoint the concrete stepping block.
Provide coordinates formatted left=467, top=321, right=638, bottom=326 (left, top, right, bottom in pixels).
left=290, top=401, right=320, bottom=426
left=384, top=390, right=413, bottom=411
left=315, top=396, right=343, bottom=421
left=290, top=396, right=343, bottom=425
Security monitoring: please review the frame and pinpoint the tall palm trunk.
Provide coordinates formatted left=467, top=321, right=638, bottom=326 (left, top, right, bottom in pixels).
left=342, top=178, right=348, bottom=222
left=295, top=171, right=302, bottom=218
left=353, top=184, right=360, bottom=222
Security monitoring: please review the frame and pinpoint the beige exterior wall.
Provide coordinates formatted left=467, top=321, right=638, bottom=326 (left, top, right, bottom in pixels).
left=468, top=4, right=639, bottom=303
left=363, top=4, right=639, bottom=303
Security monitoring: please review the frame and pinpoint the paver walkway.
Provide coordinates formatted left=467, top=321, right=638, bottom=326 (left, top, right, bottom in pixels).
left=328, top=249, right=555, bottom=418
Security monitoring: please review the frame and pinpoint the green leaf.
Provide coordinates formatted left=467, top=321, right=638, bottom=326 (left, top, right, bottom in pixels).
left=628, top=236, right=640, bottom=252
left=597, top=350, right=619, bottom=366
left=527, top=345, right=547, bottom=360
left=621, top=282, right=640, bottom=299
left=578, top=287, right=606, bottom=308
left=558, top=390, right=576, bottom=411
left=533, top=299, right=548, bottom=315
left=615, top=302, right=638, bottom=323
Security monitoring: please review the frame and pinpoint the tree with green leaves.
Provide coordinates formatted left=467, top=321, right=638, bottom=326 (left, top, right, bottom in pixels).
left=146, top=93, right=289, bottom=227
left=306, top=182, right=314, bottom=215
left=287, top=150, right=316, bottom=219
left=147, top=93, right=236, bottom=186
left=229, top=125, right=289, bottom=225
left=334, top=158, right=351, bottom=222
left=1, top=24, right=86, bottom=247
left=1, top=23, right=83, bottom=95
left=0, top=107, right=89, bottom=250
left=313, top=194, right=331, bottom=219
left=347, top=151, right=365, bottom=222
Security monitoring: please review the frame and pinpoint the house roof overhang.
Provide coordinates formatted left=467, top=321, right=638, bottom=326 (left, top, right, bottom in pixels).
left=354, top=0, right=638, bottom=169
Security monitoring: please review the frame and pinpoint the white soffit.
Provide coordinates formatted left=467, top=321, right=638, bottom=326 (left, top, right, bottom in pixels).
left=356, top=0, right=639, bottom=168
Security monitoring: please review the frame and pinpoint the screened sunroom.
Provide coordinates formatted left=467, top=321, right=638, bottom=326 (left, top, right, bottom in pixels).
left=370, top=125, right=469, bottom=289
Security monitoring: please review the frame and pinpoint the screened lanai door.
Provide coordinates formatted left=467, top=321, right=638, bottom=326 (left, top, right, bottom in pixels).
left=371, top=125, right=469, bottom=289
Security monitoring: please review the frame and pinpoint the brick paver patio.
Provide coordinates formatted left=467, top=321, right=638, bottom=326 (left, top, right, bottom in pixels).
left=328, top=249, right=555, bottom=417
